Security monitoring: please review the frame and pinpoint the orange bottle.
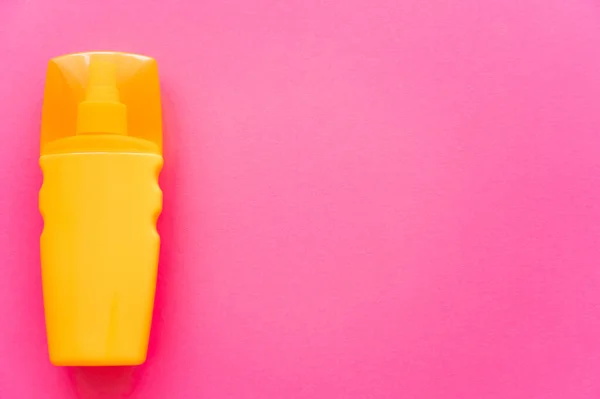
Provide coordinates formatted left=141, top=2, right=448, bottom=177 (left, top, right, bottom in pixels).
left=40, top=52, right=163, bottom=366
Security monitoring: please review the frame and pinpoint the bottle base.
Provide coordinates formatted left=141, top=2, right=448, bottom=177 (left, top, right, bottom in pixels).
left=50, top=351, right=147, bottom=367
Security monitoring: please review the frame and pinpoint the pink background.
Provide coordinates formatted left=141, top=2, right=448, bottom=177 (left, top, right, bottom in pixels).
left=2, top=0, right=600, bottom=398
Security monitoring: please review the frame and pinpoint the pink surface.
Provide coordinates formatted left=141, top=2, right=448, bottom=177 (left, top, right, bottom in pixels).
left=1, top=0, right=600, bottom=398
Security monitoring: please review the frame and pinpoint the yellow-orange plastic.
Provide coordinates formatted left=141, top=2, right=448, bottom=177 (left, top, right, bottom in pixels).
left=40, top=52, right=163, bottom=366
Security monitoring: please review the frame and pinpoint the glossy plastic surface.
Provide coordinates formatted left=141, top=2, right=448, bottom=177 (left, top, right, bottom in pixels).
left=39, top=52, right=163, bottom=366
left=40, top=153, right=162, bottom=366
left=41, top=52, right=162, bottom=155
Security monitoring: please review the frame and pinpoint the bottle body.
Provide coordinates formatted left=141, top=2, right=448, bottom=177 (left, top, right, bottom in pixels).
left=41, top=52, right=164, bottom=366
left=40, top=152, right=162, bottom=366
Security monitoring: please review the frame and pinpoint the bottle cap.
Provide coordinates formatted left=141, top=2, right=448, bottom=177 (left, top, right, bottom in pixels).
left=41, top=52, right=162, bottom=155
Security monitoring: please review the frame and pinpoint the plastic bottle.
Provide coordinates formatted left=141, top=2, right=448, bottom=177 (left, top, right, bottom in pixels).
left=39, top=52, right=163, bottom=366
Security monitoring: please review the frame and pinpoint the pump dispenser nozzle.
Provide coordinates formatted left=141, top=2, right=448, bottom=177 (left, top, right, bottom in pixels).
left=76, top=60, right=127, bottom=135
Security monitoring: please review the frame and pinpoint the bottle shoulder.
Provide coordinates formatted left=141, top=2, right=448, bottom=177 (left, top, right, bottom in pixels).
left=41, top=134, right=160, bottom=156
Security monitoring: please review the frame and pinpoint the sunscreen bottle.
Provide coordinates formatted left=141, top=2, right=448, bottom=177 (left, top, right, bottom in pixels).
left=40, top=52, right=163, bottom=366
